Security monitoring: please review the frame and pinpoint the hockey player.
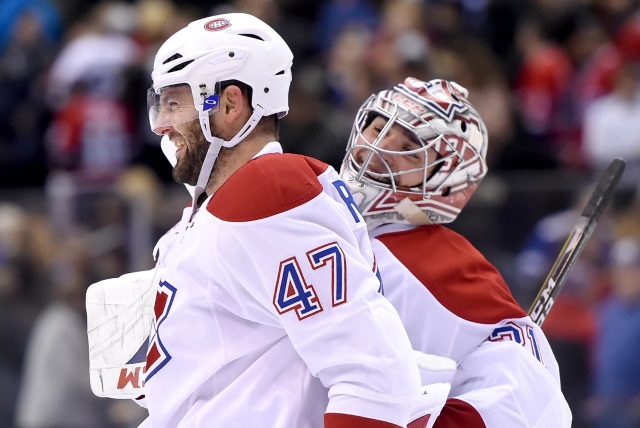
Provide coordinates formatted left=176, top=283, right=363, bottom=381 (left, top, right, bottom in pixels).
left=126, top=13, right=425, bottom=428
left=339, top=77, right=573, bottom=427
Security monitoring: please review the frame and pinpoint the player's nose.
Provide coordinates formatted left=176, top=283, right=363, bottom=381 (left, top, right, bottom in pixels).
left=153, top=112, right=175, bottom=136
left=376, top=129, right=404, bottom=152
left=375, top=133, right=405, bottom=168
left=365, top=149, right=394, bottom=175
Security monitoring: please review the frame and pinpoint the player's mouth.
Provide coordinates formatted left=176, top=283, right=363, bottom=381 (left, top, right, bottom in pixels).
left=356, top=156, right=393, bottom=185
left=364, top=171, right=392, bottom=186
left=173, top=140, right=186, bottom=157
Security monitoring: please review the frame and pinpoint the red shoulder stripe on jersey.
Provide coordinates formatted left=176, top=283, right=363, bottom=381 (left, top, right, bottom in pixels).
left=433, top=398, right=487, bottom=428
left=377, top=225, right=526, bottom=324
left=325, top=413, right=402, bottom=428
left=207, top=153, right=327, bottom=222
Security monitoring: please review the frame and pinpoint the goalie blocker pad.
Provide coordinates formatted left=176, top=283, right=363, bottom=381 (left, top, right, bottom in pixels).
left=86, top=268, right=163, bottom=400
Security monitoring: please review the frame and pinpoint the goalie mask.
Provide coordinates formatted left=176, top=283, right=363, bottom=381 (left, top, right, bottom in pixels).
left=149, top=13, right=293, bottom=201
left=340, top=78, right=488, bottom=228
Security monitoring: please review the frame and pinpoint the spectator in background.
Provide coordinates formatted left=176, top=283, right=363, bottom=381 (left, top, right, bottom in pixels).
left=424, top=0, right=467, bottom=44
left=545, top=5, right=608, bottom=170
left=0, top=0, right=61, bottom=52
left=298, top=23, right=378, bottom=168
left=279, top=66, right=346, bottom=171
left=323, top=24, right=376, bottom=127
left=45, top=1, right=140, bottom=107
left=576, top=13, right=638, bottom=109
left=367, top=0, right=431, bottom=90
left=45, top=79, right=135, bottom=182
left=589, top=237, right=640, bottom=428
left=582, top=60, right=640, bottom=185
left=15, top=230, right=146, bottom=428
left=590, top=0, right=638, bottom=36
left=575, top=8, right=640, bottom=183
left=0, top=205, right=33, bottom=425
left=0, top=204, right=56, bottom=425
left=313, top=0, right=378, bottom=54
left=329, top=24, right=376, bottom=102
left=0, top=6, right=58, bottom=188
left=513, top=13, right=574, bottom=162
left=44, top=77, right=136, bottom=235
left=43, top=1, right=142, bottom=235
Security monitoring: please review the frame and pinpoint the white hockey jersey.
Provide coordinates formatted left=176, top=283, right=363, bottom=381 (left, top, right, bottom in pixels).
left=371, top=223, right=572, bottom=427
left=140, top=144, right=420, bottom=427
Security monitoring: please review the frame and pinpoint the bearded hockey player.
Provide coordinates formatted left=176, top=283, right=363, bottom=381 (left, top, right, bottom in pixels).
left=87, top=13, right=437, bottom=428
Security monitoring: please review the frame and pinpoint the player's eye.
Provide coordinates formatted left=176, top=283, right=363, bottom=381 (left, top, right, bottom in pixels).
left=403, top=145, right=421, bottom=160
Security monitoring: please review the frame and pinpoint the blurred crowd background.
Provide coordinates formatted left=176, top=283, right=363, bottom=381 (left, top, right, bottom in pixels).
left=1, top=0, right=640, bottom=427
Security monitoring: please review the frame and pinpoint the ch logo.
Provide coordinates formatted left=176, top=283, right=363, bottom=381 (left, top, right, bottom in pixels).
left=204, top=18, right=231, bottom=32
left=145, top=280, right=177, bottom=381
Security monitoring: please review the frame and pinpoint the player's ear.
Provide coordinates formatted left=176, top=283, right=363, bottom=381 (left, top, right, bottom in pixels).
left=220, top=85, right=248, bottom=122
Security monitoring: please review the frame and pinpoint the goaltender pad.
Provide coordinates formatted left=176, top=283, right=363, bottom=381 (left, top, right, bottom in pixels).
left=86, top=268, right=164, bottom=399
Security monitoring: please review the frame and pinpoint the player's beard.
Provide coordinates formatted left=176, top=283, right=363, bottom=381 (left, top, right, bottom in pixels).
left=171, top=119, right=216, bottom=186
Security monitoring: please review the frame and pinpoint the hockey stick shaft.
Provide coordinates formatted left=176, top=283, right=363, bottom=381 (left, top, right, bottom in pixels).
left=528, top=158, right=626, bottom=326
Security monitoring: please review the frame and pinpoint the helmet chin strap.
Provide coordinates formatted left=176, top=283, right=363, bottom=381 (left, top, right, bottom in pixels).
left=192, top=106, right=266, bottom=209
left=393, top=198, right=432, bottom=225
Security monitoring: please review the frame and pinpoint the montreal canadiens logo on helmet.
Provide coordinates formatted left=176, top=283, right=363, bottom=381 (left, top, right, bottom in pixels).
left=204, top=18, right=231, bottom=31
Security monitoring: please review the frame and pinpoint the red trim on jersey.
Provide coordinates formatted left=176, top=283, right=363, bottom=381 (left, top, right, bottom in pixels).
left=434, top=398, right=486, bottom=427
left=377, top=225, right=526, bottom=324
left=207, top=153, right=327, bottom=221
left=408, top=414, right=431, bottom=427
left=325, top=413, right=402, bottom=428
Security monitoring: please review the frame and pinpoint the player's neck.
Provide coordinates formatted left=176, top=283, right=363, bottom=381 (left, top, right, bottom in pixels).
left=205, top=137, right=270, bottom=195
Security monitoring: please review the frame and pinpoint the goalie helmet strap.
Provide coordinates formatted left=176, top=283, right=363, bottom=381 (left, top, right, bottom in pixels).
left=394, top=198, right=432, bottom=226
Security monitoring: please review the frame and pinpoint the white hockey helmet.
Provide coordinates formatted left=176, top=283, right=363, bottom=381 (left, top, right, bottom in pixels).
left=149, top=13, right=292, bottom=132
left=148, top=13, right=293, bottom=199
left=340, top=77, right=488, bottom=228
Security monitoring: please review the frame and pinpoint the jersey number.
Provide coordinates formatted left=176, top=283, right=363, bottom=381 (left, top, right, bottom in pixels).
left=489, top=322, right=543, bottom=363
left=273, top=243, right=347, bottom=320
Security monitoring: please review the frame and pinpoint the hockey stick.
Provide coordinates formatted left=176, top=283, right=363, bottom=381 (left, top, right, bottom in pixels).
left=528, top=158, right=626, bottom=326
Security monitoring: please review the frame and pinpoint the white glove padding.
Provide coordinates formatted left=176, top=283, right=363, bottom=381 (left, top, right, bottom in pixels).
left=86, top=268, right=164, bottom=399
left=414, top=350, right=457, bottom=385
left=408, top=382, right=452, bottom=428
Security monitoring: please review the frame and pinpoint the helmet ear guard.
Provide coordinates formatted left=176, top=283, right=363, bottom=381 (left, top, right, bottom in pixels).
left=340, top=78, right=488, bottom=227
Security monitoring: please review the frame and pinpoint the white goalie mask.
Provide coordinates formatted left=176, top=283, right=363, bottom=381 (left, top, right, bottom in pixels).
left=149, top=13, right=293, bottom=201
left=340, top=78, right=488, bottom=228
